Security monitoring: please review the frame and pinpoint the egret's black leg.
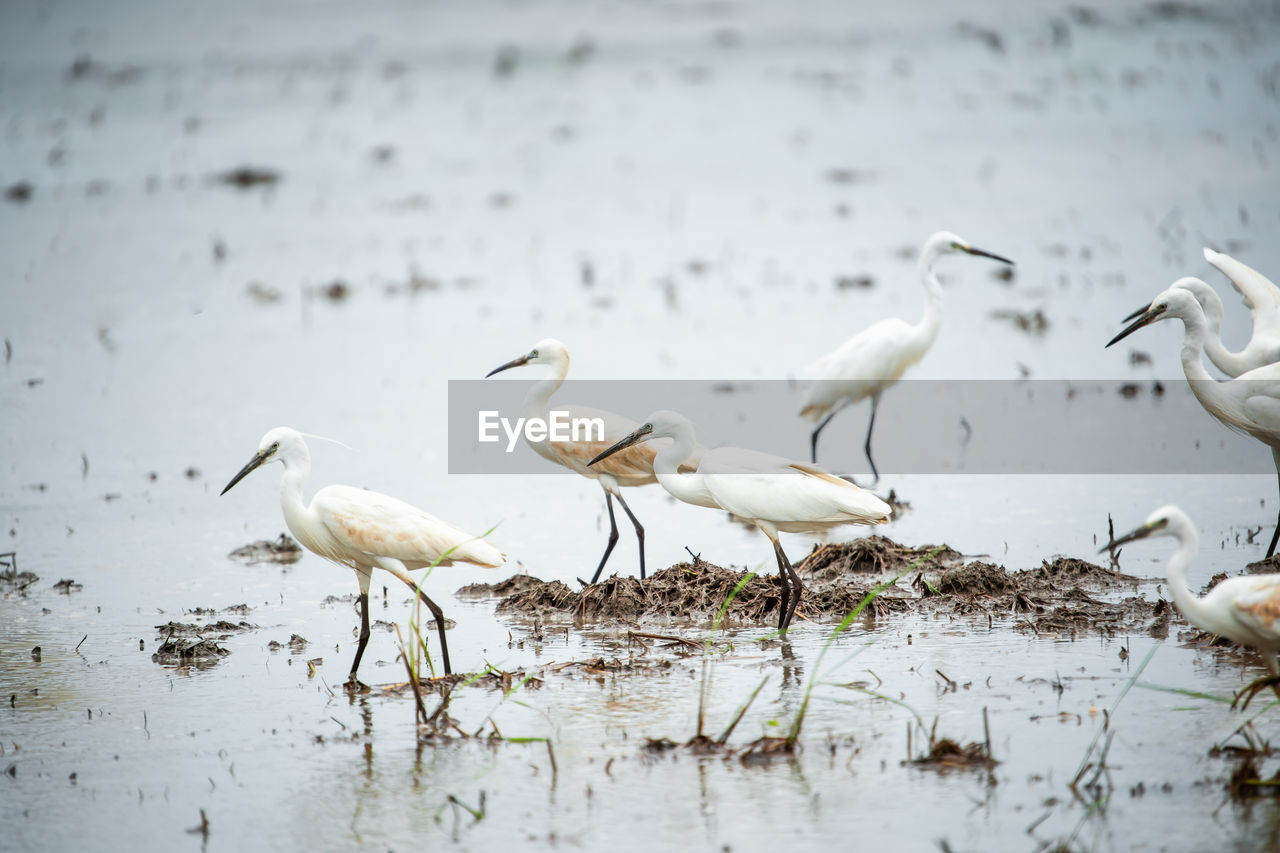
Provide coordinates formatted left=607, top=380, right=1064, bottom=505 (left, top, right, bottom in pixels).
left=1268, top=471, right=1280, bottom=559
left=810, top=410, right=840, bottom=464
left=589, top=492, right=621, bottom=585
left=773, top=539, right=804, bottom=631
left=864, top=397, right=880, bottom=484
left=408, top=585, right=453, bottom=676
left=346, top=592, right=371, bottom=691
left=614, top=492, right=646, bottom=580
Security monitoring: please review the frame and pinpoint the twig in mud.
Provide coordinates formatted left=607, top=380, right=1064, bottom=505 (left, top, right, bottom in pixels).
left=684, top=546, right=703, bottom=564
left=627, top=631, right=702, bottom=651
left=546, top=740, right=558, bottom=788
left=75, top=635, right=87, bottom=654
left=935, top=669, right=957, bottom=692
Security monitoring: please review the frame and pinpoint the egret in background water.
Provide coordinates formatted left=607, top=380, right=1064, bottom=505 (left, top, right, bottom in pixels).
left=221, top=427, right=504, bottom=688
left=1107, top=287, right=1280, bottom=558
left=1120, top=249, right=1280, bottom=376
left=486, top=338, right=701, bottom=585
left=1105, top=505, right=1280, bottom=704
left=589, top=410, right=891, bottom=631
left=800, top=231, right=1014, bottom=477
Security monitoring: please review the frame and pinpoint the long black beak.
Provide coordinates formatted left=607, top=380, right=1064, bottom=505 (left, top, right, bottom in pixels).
left=220, top=449, right=272, bottom=496
left=588, top=424, right=653, bottom=467
left=1098, top=518, right=1168, bottom=553
left=1106, top=304, right=1166, bottom=348
left=485, top=354, right=531, bottom=378
left=1121, top=303, right=1149, bottom=323
left=963, top=246, right=1014, bottom=265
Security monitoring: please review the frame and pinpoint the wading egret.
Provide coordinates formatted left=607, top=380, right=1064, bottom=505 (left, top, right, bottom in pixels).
left=1120, top=249, right=1280, bottom=376
left=220, top=427, right=504, bottom=688
left=588, top=410, right=891, bottom=631
left=1105, top=505, right=1280, bottom=703
left=799, top=231, right=1014, bottom=477
left=486, top=338, right=700, bottom=585
left=1107, top=288, right=1280, bottom=557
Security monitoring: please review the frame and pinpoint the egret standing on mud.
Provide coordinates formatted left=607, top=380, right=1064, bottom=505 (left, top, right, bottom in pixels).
left=1106, top=505, right=1280, bottom=704
left=1119, top=249, right=1280, bottom=376
left=1108, top=287, right=1280, bottom=557
left=589, top=410, right=891, bottom=631
left=800, top=231, right=1014, bottom=477
left=221, top=427, right=504, bottom=688
left=486, top=338, right=700, bottom=585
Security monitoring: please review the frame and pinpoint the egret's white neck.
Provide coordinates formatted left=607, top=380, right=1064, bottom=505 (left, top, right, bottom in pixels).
left=652, top=429, right=707, bottom=506
left=523, top=358, right=569, bottom=422
left=1162, top=516, right=1216, bottom=633
left=912, top=250, right=944, bottom=350
left=277, top=456, right=312, bottom=535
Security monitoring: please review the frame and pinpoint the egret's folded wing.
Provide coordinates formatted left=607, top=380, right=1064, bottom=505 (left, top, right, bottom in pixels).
left=1231, top=576, right=1280, bottom=646
left=314, top=485, right=504, bottom=568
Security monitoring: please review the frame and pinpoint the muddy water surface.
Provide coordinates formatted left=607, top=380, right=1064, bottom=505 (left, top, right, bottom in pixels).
left=4, top=0, right=1280, bottom=850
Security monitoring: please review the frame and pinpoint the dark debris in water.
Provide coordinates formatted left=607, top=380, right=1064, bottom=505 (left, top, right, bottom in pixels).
left=213, top=166, right=282, bottom=189
left=52, top=578, right=83, bottom=593
left=156, top=620, right=256, bottom=638
left=228, top=533, right=303, bottom=565
left=151, top=637, right=230, bottom=666
left=1, top=566, right=39, bottom=595
left=457, top=574, right=547, bottom=599
left=268, top=634, right=309, bottom=651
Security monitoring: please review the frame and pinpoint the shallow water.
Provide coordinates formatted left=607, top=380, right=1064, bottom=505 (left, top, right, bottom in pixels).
left=3, top=0, right=1280, bottom=849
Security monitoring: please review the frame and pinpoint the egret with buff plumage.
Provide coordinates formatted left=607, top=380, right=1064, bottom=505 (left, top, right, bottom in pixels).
left=220, top=427, right=504, bottom=689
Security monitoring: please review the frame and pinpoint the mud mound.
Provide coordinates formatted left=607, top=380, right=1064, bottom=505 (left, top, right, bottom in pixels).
left=228, top=533, right=302, bottom=565
left=495, top=562, right=789, bottom=624
left=496, top=580, right=577, bottom=616
left=800, top=536, right=959, bottom=582
left=935, top=562, right=1016, bottom=596
left=1020, top=557, right=1141, bottom=589
left=1245, top=555, right=1280, bottom=574
left=457, top=574, right=546, bottom=599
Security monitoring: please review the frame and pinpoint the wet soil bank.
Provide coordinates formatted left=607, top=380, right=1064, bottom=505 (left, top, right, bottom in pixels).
left=460, top=535, right=1169, bottom=636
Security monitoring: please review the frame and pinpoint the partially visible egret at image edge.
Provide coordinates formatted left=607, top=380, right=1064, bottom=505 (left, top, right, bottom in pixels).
left=220, top=427, right=504, bottom=688
left=1107, top=287, right=1280, bottom=558
left=589, top=410, right=891, bottom=631
left=799, top=230, right=1014, bottom=478
left=1106, top=505, right=1280, bottom=703
left=486, top=338, right=701, bottom=585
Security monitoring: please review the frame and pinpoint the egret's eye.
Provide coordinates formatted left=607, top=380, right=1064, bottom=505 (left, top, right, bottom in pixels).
left=530, top=349, right=539, bottom=359
left=270, top=442, right=280, bottom=453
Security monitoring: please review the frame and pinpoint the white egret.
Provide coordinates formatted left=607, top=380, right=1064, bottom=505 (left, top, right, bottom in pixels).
left=1119, top=249, right=1280, bottom=376
left=221, top=427, right=504, bottom=688
left=588, top=410, right=891, bottom=631
left=1106, top=505, right=1280, bottom=703
left=486, top=338, right=700, bottom=585
left=1107, top=287, right=1280, bottom=557
left=799, top=231, right=1014, bottom=476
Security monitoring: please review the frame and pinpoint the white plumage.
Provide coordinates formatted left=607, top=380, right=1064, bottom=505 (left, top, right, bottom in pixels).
left=589, top=410, right=891, bottom=631
left=800, top=231, right=1014, bottom=477
left=221, top=426, right=503, bottom=687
